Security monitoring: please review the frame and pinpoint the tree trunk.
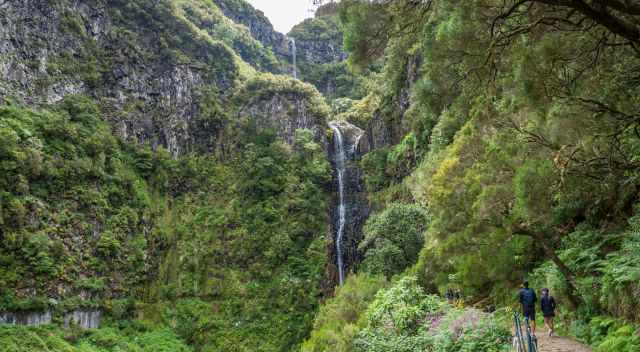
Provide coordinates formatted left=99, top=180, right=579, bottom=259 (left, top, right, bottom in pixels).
left=537, top=234, right=582, bottom=308
left=512, top=225, right=583, bottom=308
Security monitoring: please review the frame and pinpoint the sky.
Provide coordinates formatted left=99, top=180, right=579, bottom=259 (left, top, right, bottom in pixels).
left=246, top=0, right=317, bottom=34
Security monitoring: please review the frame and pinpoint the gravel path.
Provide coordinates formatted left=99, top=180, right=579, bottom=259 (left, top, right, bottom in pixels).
left=535, top=332, right=592, bottom=352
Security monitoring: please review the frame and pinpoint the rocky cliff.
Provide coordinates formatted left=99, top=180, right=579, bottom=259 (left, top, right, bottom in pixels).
left=287, top=8, right=361, bottom=100
left=0, top=0, right=327, bottom=157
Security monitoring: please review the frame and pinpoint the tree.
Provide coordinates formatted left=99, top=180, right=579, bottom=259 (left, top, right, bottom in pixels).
left=359, top=204, right=429, bottom=278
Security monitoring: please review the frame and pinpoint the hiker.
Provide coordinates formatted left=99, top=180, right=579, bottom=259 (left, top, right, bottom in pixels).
left=446, top=288, right=454, bottom=302
left=518, top=280, right=537, bottom=336
left=541, top=288, right=557, bottom=337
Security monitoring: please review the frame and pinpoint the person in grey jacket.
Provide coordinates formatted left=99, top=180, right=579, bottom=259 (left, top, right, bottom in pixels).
left=540, top=288, right=557, bottom=336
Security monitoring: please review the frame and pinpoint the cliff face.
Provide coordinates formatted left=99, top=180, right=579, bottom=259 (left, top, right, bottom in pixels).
left=364, top=55, right=421, bottom=151
left=289, top=16, right=346, bottom=66
left=212, top=0, right=291, bottom=61
left=234, top=75, right=330, bottom=148
left=288, top=11, right=357, bottom=100
left=0, top=0, right=327, bottom=157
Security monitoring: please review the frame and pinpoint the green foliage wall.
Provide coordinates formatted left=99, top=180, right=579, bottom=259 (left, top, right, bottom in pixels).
left=149, top=128, right=331, bottom=351
left=0, top=90, right=331, bottom=351
left=0, top=96, right=160, bottom=308
left=334, top=0, right=640, bottom=348
left=0, top=325, right=192, bottom=352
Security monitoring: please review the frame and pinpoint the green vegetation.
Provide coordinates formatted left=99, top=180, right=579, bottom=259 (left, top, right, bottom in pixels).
left=359, top=204, right=428, bottom=278
left=4, top=0, right=640, bottom=350
left=0, top=96, right=155, bottom=304
left=0, top=87, right=330, bottom=350
left=302, top=274, right=388, bottom=352
left=354, top=277, right=510, bottom=352
left=150, top=127, right=331, bottom=351
left=570, top=316, right=640, bottom=352
left=0, top=324, right=192, bottom=352
left=304, top=0, right=640, bottom=350
left=303, top=276, right=511, bottom=352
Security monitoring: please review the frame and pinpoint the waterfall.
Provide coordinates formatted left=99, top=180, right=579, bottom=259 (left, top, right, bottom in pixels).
left=329, top=121, right=366, bottom=285
left=330, top=123, right=347, bottom=284
left=64, top=309, right=102, bottom=329
left=288, top=37, right=298, bottom=79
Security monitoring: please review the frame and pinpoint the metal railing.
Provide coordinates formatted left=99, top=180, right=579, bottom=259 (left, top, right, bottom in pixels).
left=514, top=313, right=537, bottom=352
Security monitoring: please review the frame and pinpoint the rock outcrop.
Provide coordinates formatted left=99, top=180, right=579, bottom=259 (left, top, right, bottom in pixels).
left=287, top=9, right=351, bottom=99
left=234, top=75, right=330, bottom=149
left=212, top=0, right=291, bottom=62
left=0, top=311, right=52, bottom=326
left=364, top=55, right=422, bottom=150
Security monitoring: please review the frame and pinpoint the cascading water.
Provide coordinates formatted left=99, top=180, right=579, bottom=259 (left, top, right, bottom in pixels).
left=329, top=121, right=367, bottom=285
left=330, top=123, right=347, bottom=284
left=288, top=37, right=298, bottom=79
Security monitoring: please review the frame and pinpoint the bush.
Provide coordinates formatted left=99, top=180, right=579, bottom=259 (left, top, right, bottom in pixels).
left=574, top=316, right=640, bottom=352
left=353, top=277, right=511, bottom=352
left=600, top=222, right=640, bottom=322
left=302, top=274, right=388, bottom=352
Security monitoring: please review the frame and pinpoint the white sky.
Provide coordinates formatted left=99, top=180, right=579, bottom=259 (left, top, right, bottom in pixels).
left=246, top=0, right=317, bottom=34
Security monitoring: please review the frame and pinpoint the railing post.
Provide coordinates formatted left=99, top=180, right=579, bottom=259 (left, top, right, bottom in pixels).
left=524, top=316, right=537, bottom=352
left=514, top=313, right=525, bottom=352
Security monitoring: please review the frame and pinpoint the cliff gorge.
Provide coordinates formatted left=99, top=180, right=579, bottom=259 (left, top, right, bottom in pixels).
left=0, top=1, right=337, bottom=350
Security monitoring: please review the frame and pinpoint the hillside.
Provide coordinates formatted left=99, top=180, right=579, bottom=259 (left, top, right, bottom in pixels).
left=304, top=1, right=640, bottom=352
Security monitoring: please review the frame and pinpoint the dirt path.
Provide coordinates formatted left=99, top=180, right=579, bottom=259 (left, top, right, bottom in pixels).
left=534, top=332, right=592, bottom=352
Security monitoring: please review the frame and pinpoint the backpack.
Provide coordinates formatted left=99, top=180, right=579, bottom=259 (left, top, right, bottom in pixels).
left=521, top=288, right=535, bottom=306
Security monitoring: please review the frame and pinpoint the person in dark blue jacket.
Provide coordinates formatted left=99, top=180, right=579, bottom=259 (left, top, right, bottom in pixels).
left=518, top=280, right=537, bottom=336
left=540, top=288, right=557, bottom=336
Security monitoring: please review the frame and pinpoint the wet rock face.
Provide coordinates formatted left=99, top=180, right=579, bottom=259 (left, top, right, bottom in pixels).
left=64, top=309, right=102, bottom=329
left=0, top=311, right=52, bottom=326
left=328, top=121, right=368, bottom=285
left=0, top=309, right=102, bottom=329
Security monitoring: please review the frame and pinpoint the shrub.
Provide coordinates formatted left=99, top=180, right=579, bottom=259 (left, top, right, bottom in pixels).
left=353, top=277, right=511, bottom=352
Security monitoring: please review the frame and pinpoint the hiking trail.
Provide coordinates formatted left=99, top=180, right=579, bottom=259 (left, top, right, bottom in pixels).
left=533, top=333, right=592, bottom=352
